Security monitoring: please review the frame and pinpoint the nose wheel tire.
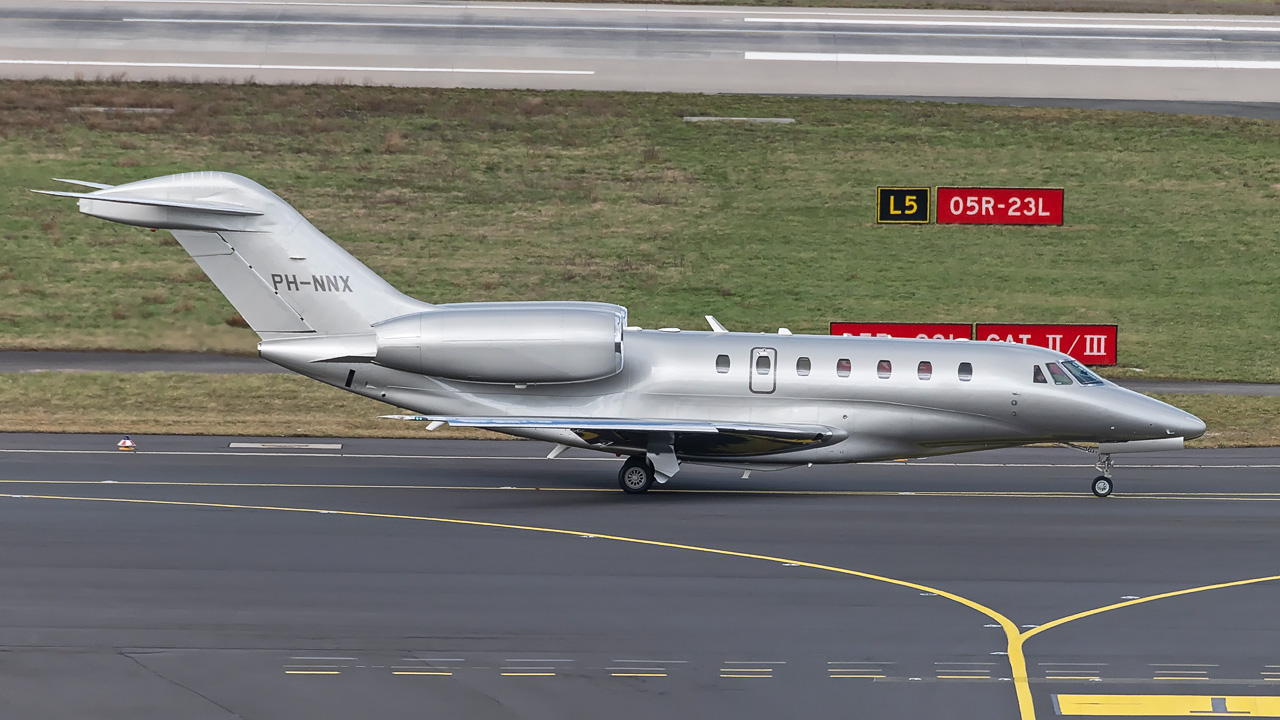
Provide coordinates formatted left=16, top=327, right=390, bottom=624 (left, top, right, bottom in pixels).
left=1091, top=475, right=1113, bottom=498
left=618, top=457, right=656, bottom=494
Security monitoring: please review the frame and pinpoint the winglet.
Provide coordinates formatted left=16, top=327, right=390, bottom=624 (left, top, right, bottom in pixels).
left=706, top=315, right=728, bottom=333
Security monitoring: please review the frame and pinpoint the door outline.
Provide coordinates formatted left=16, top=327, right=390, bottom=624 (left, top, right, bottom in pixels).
left=750, top=347, right=777, bottom=394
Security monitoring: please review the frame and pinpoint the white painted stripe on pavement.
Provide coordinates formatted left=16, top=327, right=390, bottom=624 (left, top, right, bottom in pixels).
left=229, top=442, right=342, bottom=450
left=744, top=51, right=1280, bottom=70
left=118, top=18, right=1227, bottom=42
left=743, top=17, right=1280, bottom=33
left=0, top=59, right=592, bottom=75
left=62, top=1, right=1280, bottom=24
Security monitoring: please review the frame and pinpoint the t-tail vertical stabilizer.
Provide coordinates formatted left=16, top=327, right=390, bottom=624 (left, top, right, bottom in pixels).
left=34, top=172, right=430, bottom=338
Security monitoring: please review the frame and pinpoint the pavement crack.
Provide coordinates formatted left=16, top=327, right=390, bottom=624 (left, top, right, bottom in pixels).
left=122, top=651, right=246, bottom=719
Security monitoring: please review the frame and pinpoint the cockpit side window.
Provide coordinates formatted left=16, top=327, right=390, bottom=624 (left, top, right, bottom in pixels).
left=1062, top=359, right=1104, bottom=386
left=1033, top=366, right=1047, bottom=384
left=1046, top=362, right=1073, bottom=385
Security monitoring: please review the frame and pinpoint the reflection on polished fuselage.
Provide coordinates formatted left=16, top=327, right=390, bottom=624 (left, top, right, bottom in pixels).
left=268, top=327, right=1206, bottom=465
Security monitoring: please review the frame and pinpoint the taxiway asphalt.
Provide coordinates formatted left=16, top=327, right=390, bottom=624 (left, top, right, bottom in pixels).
left=4, top=1, right=1280, bottom=103
left=3, top=433, right=1280, bottom=719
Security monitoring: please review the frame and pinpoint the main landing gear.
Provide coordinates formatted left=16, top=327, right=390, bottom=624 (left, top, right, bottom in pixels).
left=618, top=456, right=655, bottom=494
left=1092, top=452, right=1114, bottom=498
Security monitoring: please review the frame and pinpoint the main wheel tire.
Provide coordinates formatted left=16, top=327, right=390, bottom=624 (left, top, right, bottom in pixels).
left=1092, top=475, right=1113, bottom=498
left=618, top=457, right=655, bottom=494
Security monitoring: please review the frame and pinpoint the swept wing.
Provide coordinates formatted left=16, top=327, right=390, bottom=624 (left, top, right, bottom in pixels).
left=382, top=415, right=844, bottom=457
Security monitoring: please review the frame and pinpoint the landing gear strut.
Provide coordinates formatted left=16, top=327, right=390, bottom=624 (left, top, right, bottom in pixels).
left=1092, top=453, right=1114, bottom=498
left=618, top=456, right=655, bottom=494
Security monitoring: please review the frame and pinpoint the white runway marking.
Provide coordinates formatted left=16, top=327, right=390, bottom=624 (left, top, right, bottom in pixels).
left=61, top=1, right=1280, bottom=24
left=744, top=51, right=1280, bottom=70
left=118, top=17, right=1228, bottom=43
left=0, top=59, right=592, bottom=75
left=743, top=17, right=1280, bottom=33
left=229, top=442, right=342, bottom=450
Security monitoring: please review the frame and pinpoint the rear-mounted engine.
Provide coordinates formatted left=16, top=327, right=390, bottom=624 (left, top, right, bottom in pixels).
left=373, top=301, right=626, bottom=384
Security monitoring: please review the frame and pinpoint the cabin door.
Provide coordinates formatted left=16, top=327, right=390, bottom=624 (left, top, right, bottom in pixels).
left=749, top=347, right=777, bottom=394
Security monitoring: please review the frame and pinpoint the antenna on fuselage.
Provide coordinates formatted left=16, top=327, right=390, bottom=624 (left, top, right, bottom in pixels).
left=705, top=315, right=728, bottom=333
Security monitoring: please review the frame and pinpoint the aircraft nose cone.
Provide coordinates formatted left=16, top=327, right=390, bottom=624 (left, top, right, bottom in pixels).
left=1175, top=411, right=1207, bottom=440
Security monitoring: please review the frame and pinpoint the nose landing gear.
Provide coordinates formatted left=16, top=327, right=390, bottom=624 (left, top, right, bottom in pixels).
left=1092, top=453, right=1114, bottom=498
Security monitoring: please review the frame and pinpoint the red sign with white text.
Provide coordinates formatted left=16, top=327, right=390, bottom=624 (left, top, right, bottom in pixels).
left=831, top=322, right=972, bottom=341
left=975, top=324, right=1117, bottom=365
left=936, top=187, right=1064, bottom=225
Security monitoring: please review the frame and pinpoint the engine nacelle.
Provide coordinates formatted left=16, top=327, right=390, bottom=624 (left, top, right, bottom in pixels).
left=374, top=302, right=626, bottom=384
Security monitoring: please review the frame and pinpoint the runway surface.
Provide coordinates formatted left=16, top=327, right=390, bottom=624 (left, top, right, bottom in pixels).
left=4, top=1, right=1280, bottom=102
left=3, top=433, right=1280, bottom=719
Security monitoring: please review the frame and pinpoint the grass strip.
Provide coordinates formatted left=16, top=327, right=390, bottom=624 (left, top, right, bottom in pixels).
left=0, top=373, right=1272, bottom=447
left=0, top=372, right=499, bottom=440
left=3, top=81, right=1279, bottom=383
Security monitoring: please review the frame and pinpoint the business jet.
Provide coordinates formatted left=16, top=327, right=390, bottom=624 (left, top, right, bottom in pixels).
left=36, top=172, right=1206, bottom=496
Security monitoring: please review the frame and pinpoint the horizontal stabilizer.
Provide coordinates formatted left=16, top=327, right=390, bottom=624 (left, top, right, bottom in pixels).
left=33, top=187, right=264, bottom=232
left=32, top=190, right=262, bottom=215
left=53, top=178, right=115, bottom=190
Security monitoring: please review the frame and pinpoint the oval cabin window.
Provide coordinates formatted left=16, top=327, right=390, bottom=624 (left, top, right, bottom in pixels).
left=877, top=360, right=892, bottom=379
left=715, top=354, right=730, bottom=374
left=958, top=362, right=973, bottom=381
left=836, top=358, right=851, bottom=378
left=796, top=357, right=811, bottom=376
left=918, top=361, right=932, bottom=380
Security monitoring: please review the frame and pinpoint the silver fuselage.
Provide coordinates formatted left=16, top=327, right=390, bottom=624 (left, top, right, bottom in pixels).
left=274, top=329, right=1204, bottom=465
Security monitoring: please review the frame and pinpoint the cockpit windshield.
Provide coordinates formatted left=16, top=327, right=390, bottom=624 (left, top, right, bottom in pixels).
left=1062, top=359, right=1104, bottom=386
left=1045, top=362, right=1073, bottom=385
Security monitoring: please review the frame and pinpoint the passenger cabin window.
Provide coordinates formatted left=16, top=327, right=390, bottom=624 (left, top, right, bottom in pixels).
left=1046, top=362, right=1073, bottom=385
left=958, top=362, right=973, bottom=382
left=917, top=361, right=932, bottom=380
left=877, top=360, right=892, bottom=379
left=836, top=358, right=851, bottom=378
left=1033, top=366, right=1047, bottom=383
left=756, top=354, right=772, bottom=375
left=715, top=354, right=730, bottom=374
left=796, top=357, right=811, bottom=376
left=1062, top=359, right=1104, bottom=385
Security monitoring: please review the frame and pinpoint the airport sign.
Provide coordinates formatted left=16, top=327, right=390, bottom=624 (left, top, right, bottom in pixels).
left=936, top=187, right=1064, bottom=225
left=831, top=322, right=971, bottom=340
left=976, top=323, right=1117, bottom=365
left=875, top=187, right=931, bottom=224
